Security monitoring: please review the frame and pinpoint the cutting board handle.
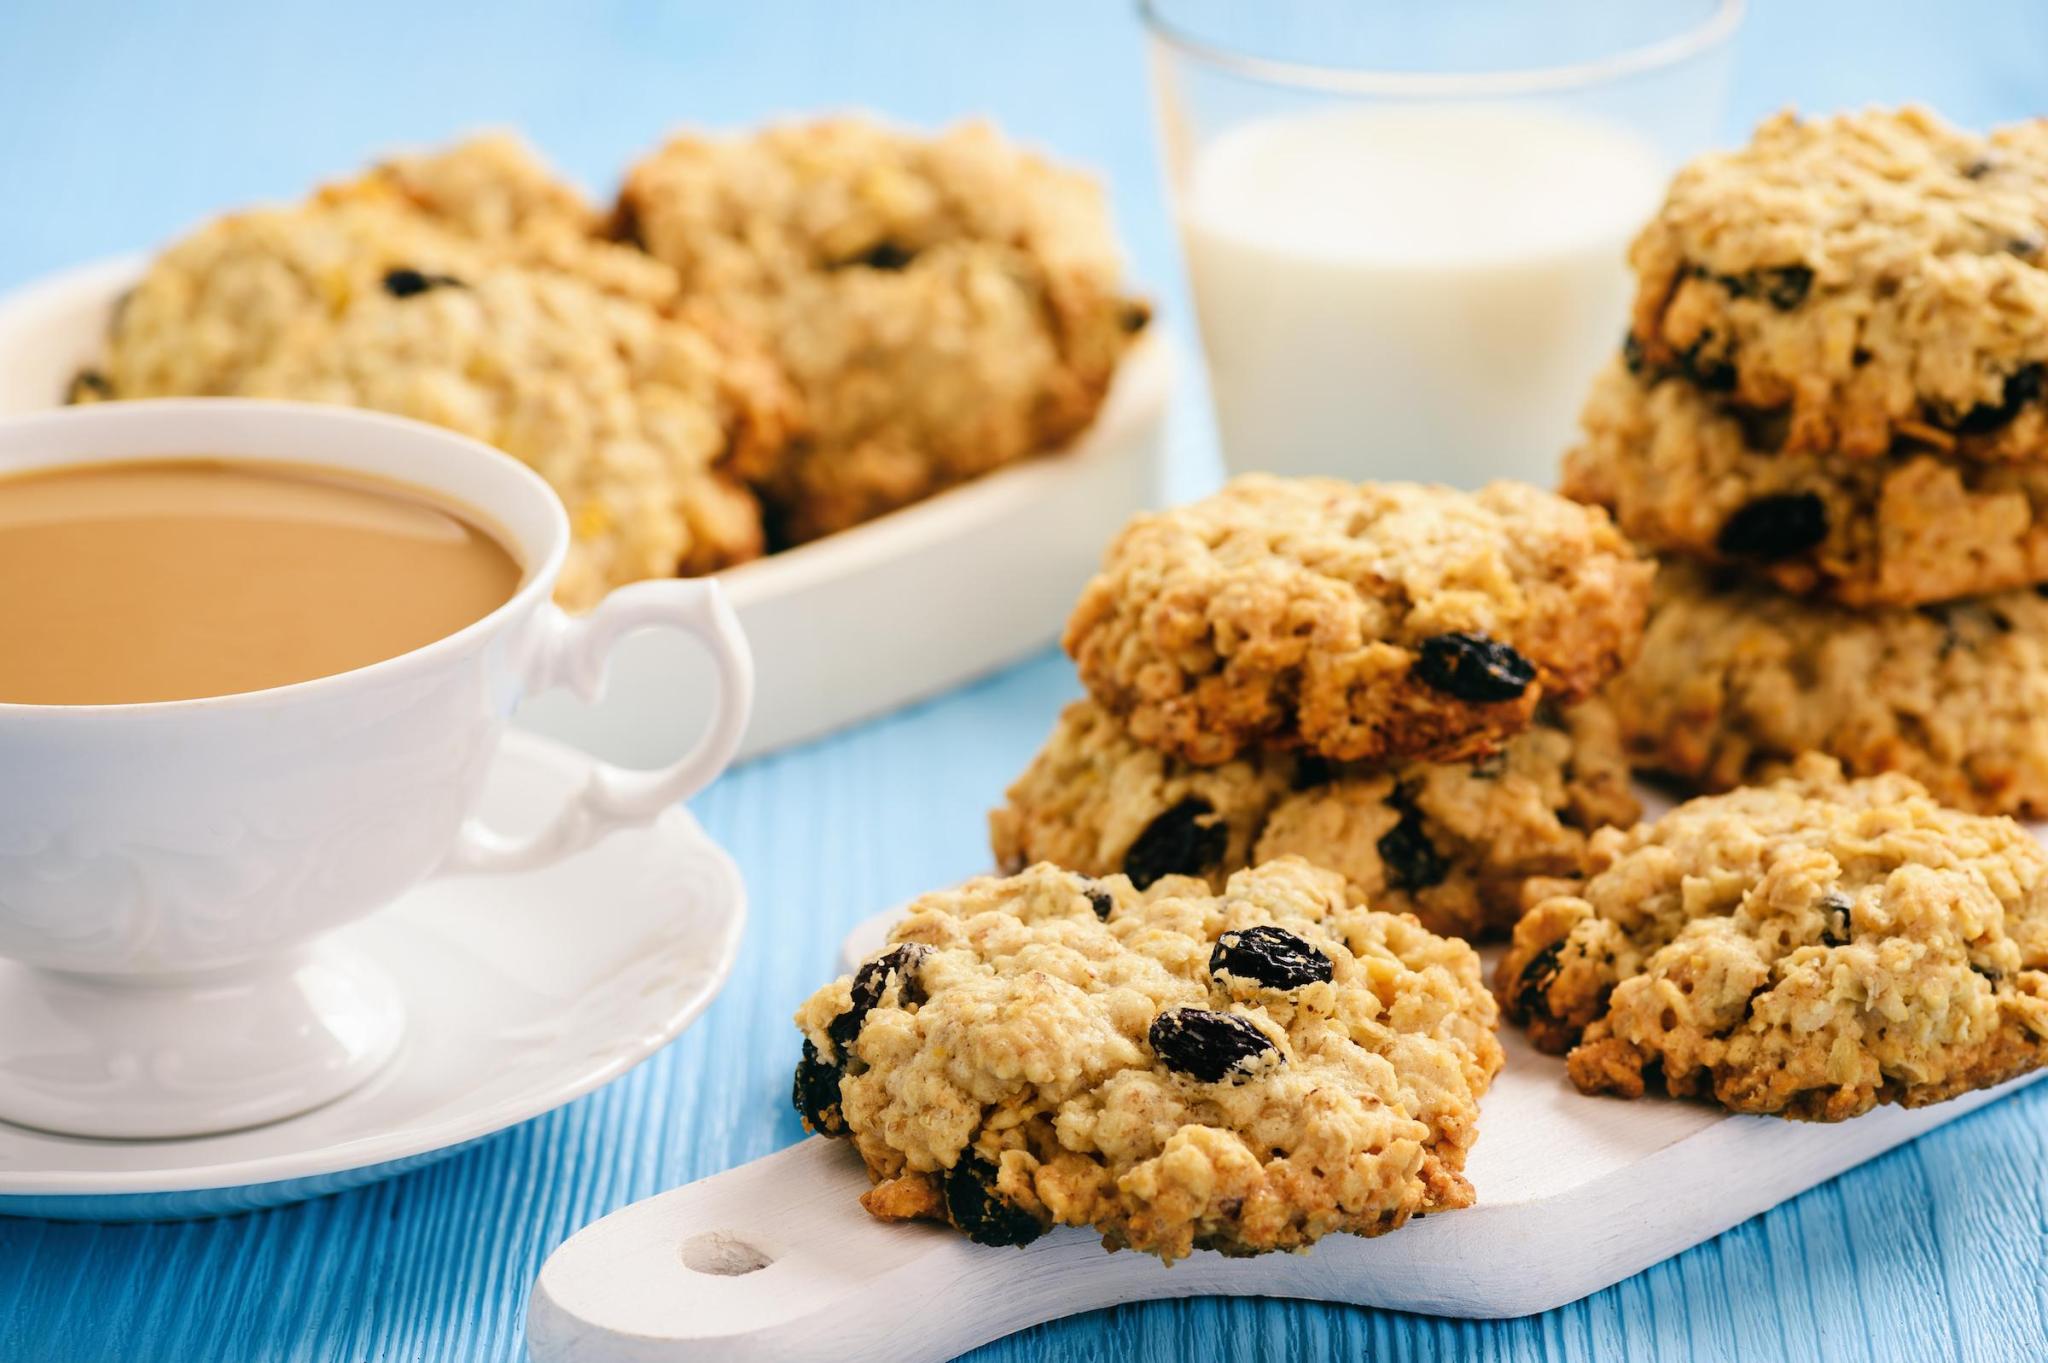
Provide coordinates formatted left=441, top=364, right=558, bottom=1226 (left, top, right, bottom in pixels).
left=525, top=1136, right=1044, bottom=1363
left=526, top=1134, right=1358, bottom=1363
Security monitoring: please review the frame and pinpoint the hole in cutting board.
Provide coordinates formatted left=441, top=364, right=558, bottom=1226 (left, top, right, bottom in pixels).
left=680, top=1230, right=775, bottom=1276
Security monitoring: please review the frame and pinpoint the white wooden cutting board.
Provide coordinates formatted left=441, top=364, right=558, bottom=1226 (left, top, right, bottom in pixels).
left=526, top=902, right=2043, bottom=1362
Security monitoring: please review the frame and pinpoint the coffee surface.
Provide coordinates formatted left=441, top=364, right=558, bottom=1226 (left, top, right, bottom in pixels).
left=0, top=458, right=523, bottom=704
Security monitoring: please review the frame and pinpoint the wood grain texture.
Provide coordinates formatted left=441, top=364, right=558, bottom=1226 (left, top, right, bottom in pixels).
left=5, top=2, right=2048, bottom=1360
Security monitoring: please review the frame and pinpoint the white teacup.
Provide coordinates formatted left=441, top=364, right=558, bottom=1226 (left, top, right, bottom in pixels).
left=0, top=400, right=753, bottom=1139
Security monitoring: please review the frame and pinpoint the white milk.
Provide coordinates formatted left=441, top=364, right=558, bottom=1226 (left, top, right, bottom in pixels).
left=1180, top=104, right=1667, bottom=488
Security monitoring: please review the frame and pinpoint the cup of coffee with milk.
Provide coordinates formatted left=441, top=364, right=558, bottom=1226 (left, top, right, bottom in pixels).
left=1143, top=0, right=1742, bottom=486
left=0, top=400, right=752, bottom=1139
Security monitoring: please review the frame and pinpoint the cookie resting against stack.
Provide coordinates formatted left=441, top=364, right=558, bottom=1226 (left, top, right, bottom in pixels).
left=793, top=860, right=1502, bottom=1261
left=69, top=119, right=1151, bottom=609
left=1566, top=107, right=2048, bottom=810
left=1499, top=757, right=2048, bottom=1121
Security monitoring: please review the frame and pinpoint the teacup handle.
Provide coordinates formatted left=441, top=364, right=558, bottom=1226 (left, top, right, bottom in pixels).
left=443, top=579, right=754, bottom=875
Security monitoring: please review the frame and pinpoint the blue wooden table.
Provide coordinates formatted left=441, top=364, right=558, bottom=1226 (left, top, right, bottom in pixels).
left=4, top=3, right=2048, bottom=1358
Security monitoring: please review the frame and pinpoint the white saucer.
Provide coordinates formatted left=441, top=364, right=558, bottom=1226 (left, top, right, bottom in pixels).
left=0, top=731, right=746, bottom=1222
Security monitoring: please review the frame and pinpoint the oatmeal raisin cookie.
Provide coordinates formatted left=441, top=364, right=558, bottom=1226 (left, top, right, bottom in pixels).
left=1629, top=107, right=2048, bottom=459
left=77, top=145, right=794, bottom=608
left=1610, top=562, right=2048, bottom=818
left=615, top=117, right=1148, bottom=542
left=1567, top=359, right=2048, bottom=606
left=1064, top=476, right=1652, bottom=767
left=1499, top=757, right=2048, bottom=1119
left=795, top=859, right=1501, bottom=1261
left=990, top=696, right=1639, bottom=939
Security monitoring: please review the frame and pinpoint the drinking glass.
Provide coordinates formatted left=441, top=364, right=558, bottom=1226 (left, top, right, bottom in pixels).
left=1143, top=0, right=1744, bottom=487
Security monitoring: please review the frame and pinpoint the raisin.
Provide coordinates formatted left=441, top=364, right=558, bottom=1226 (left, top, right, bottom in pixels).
left=1715, top=493, right=1828, bottom=560
left=792, top=1039, right=847, bottom=1136
left=943, top=1153, right=1046, bottom=1247
left=2010, top=238, right=2042, bottom=260
left=1925, top=603, right=1965, bottom=661
left=1676, top=336, right=1737, bottom=391
left=1209, top=925, right=1333, bottom=990
left=381, top=267, right=465, bottom=298
left=1513, top=942, right=1564, bottom=1021
left=1965, top=156, right=1997, bottom=179
left=1415, top=632, right=1535, bottom=703
left=1119, top=300, right=1153, bottom=333
left=1818, top=890, right=1852, bottom=947
left=65, top=368, right=113, bottom=403
left=1950, top=362, right=2044, bottom=434
left=844, top=241, right=913, bottom=271
left=1621, top=332, right=1647, bottom=375
left=1085, top=886, right=1115, bottom=920
left=1148, top=1007, right=1279, bottom=1082
left=1759, top=265, right=1813, bottom=310
left=1714, top=266, right=1811, bottom=310
left=1733, top=404, right=1793, bottom=453
left=606, top=197, right=645, bottom=248
left=827, top=943, right=931, bottom=1051
left=1290, top=754, right=1336, bottom=790
left=1972, top=962, right=2004, bottom=986
left=1377, top=803, right=1448, bottom=892
left=1122, top=798, right=1227, bottom=889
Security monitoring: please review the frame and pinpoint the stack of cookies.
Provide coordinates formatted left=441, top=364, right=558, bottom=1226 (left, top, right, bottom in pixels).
left=990, top=474, right=1655, bottom=940
left=1566, top=107, right=2048, bottom=819
left=786, top=475, right=1651, bottom=1259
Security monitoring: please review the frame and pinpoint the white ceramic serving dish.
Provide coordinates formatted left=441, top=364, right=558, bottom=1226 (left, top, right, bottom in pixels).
left=0, top=257, right=1175, bottom=764
left=0, top=731, right=746, bottom=1221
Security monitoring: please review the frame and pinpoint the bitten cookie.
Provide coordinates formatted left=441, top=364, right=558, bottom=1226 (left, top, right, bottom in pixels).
left=989, top=697, right=1640, bottom=940
left=74, top=137, right=796, bottom=610
left=1498, top=756, right=2048, bottom=1120
left=1610, top=562, right=2048, bottom=818
left=615, top=117, right=1149, bottom=543
left=1567, top=359, right=2048, bottom=606
left=1063, top=476, right=1652, bottom=767
left=1628, top=106, right=2048, bottom=459
left=793, top=859, right=1502, bottom=1262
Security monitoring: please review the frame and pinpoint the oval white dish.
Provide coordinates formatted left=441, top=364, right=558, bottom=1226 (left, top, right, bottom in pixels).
left=0, top=256, right=1175, bottom=765
left=0, top=731, right=745, bottom=1222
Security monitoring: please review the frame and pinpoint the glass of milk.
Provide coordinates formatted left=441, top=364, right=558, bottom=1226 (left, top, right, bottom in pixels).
left=1143, top=0, right=1744, bottom=487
